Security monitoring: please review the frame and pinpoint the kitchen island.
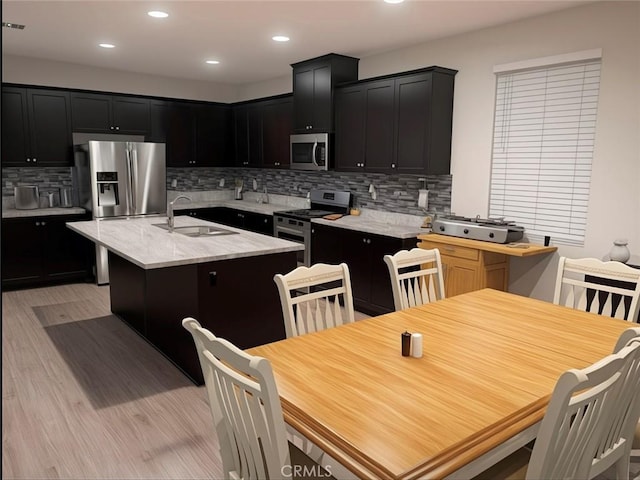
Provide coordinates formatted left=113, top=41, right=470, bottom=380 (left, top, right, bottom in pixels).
left=68, top=216, right=303, bottom=384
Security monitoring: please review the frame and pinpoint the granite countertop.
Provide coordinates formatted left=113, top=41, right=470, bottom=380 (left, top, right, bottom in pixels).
left=172, top=198, right=295, bottom=216
left=2, top=207, right=87, bottom=218
left=67, top=216, right=304, bottom=270
left=312, top=210, right=428, bottom=239
left=3, top=190, right=427, bottom=240
left=171, top=192, right=427, bottom=239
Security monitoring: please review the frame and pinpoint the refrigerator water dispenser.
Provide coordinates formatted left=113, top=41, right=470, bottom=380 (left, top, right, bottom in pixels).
left=96, top=172, right=119, bottom=207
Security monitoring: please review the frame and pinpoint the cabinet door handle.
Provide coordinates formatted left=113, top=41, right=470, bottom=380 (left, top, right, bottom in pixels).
left=391, top=163, right=396, bottom=169
left=35, top=221, right=40, bottom=226
left=33, top=158, right=37, bottom=163
left=115, top=126, right=120, bottom=131
left=41, top=221, right=46, bottom=226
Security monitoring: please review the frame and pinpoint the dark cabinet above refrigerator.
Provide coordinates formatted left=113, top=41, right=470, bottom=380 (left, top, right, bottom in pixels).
left=70, top=92, right=150, bottom=135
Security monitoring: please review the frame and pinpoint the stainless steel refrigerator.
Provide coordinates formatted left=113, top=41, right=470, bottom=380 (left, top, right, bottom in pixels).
left=73, top=141, right=166, bottom=285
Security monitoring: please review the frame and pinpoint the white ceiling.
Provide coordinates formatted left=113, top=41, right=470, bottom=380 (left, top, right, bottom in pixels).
left=2, top=0, right=589, bottom=86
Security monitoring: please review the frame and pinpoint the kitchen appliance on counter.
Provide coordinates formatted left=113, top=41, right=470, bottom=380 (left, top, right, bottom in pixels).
left=290, top=133, right=330, bottom=171
left=59, top=187, right=74, bottom=207
left=14, top=185, right=40, bottom=210
left=432, top=215, right=524, bottom=244
left=73, top=141, right=166, bottom=284
left=274, top=189, right=351, bottom=266
left=234, top=179, right=244, bottom=200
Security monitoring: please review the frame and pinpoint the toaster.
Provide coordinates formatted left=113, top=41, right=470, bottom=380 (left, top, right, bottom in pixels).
left=14, top=185, right=40, bottom=210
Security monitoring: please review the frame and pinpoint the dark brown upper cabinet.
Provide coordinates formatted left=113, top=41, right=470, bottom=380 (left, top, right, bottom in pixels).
left=1, top=86, right=73, bottom=167
left=165, top=101, right=195, bottom=166
left=233, top=95, right=292, bottom=169
left=393, top=70, right=456, bottom=175
left=194, top=103, right=232, bottom=167
left=164, top=101, right=231, bottom=167
left=335, top=66, right=457, bottom=175
left=70, top=92, right=150, bottom=135
left=148, top=100, right=170, bottom=143
left=261, top=96, right=293, bottom=168
left=334, top=79, right=395, bottom=173
left=291, top=53, right=358, bottom=134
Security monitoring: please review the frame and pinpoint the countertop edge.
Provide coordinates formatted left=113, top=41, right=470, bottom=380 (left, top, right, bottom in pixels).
left=311, top=217, right=425, bottom=239
left=417, top=233, right=558, bottom=257
left=3, top=207, right=87, bottom=218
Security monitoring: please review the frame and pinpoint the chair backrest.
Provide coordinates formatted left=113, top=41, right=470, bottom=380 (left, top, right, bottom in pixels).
left=182, top=318, right=290, bottom=480
left=553, top=257, right=640, bottom=321
left=384, top=247, right=445, bottom=311
left=589, top=328, right=640, bottom=479
left=526, top=341, right=639, bottom=480
left=274, top=262, right=355, bottom=338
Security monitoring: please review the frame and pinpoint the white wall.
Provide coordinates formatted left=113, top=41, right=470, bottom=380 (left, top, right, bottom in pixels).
left=242, top=1, right=640, bottom=301
left=3, top=1, right=639, bottom=300
left=2, top=55, right=238, bottom=102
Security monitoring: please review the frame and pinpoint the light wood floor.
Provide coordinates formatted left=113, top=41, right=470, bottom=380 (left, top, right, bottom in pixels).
left=2, top=282, right=370, bottom=480
left=2, top=282, right=224, bottom=479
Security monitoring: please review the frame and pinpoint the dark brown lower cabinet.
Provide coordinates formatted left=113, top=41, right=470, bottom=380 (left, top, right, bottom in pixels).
left=311, top=223, right=417, bottom=315
left=108, top=251, right=296, bottom=385
left=1, top=214, right=94, bottom=289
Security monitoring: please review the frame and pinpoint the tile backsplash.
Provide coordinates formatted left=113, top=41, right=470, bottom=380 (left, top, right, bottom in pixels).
left=167, top=167, right=451, bottom=216
left=3, top=166, right=451, bottom=216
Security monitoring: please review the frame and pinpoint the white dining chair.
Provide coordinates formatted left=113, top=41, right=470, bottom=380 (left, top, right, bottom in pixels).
left=612, top=327, right=640, bottom=475
left=182, top=318, right=328, bottom=479
left=384, top=247, right=445, bottom=311
left=473, top=338, right=640, bottom=480
left=553, top=257, right=640, bottom=321
left=274, top=263, right=355, bottom=338
left=589, top=333, right=640, bottom=480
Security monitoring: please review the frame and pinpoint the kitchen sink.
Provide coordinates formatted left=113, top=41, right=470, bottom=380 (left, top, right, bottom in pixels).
left=152, top=223, right=239, bottom=237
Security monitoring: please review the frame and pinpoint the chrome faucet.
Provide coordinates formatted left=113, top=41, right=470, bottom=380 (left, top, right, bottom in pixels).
left=167, top=195, right=192, bottom=232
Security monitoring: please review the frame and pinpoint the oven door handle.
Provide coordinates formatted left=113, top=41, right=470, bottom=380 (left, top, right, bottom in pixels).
left=312, top=141, right=319, bottom=166
left=276, top=226, right=306, bottom=237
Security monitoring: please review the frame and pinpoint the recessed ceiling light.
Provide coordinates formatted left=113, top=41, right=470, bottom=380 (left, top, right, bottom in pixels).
left=272, top=35, right=290, bottom=42
left=99, top=43, right=115, bottom=49
left=384, top=0, right=405, bottom=3
left=205, top=60, right=220, bottom=65
left=148, top=11, right=169, bottom=18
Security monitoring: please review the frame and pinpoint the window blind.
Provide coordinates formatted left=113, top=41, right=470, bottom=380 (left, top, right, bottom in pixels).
left=489, top=59, right=601, bottom=247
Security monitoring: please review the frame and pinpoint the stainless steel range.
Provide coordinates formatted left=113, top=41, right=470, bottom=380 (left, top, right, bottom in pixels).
left=274, top=190, right=351, bottom=266
left=432, top=215, right=524, bottom=244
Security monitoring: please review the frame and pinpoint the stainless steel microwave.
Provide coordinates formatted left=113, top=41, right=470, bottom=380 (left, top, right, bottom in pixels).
left=290, top=133, right=330, bottom=171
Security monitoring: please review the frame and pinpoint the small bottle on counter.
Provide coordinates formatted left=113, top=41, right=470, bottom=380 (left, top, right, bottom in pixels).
left=401, top=331, right=412, bottom=357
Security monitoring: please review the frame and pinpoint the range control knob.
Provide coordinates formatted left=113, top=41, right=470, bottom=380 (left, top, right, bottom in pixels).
left=489, top=232, right=495, bottom=238
left=439, top=225, right=445, bottom=232
left=463, top=228, right=469, bottom=234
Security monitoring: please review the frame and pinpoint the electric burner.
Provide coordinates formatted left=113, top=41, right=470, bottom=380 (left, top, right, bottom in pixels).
left=432, top=215, right=524, bottom=244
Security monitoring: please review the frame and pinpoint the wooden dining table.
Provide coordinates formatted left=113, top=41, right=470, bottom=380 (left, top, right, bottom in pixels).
left=248, top=288, right=634, bottom=480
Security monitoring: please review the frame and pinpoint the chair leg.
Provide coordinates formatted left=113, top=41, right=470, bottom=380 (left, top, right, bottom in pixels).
left=615, top=454, right=630, bottom=480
